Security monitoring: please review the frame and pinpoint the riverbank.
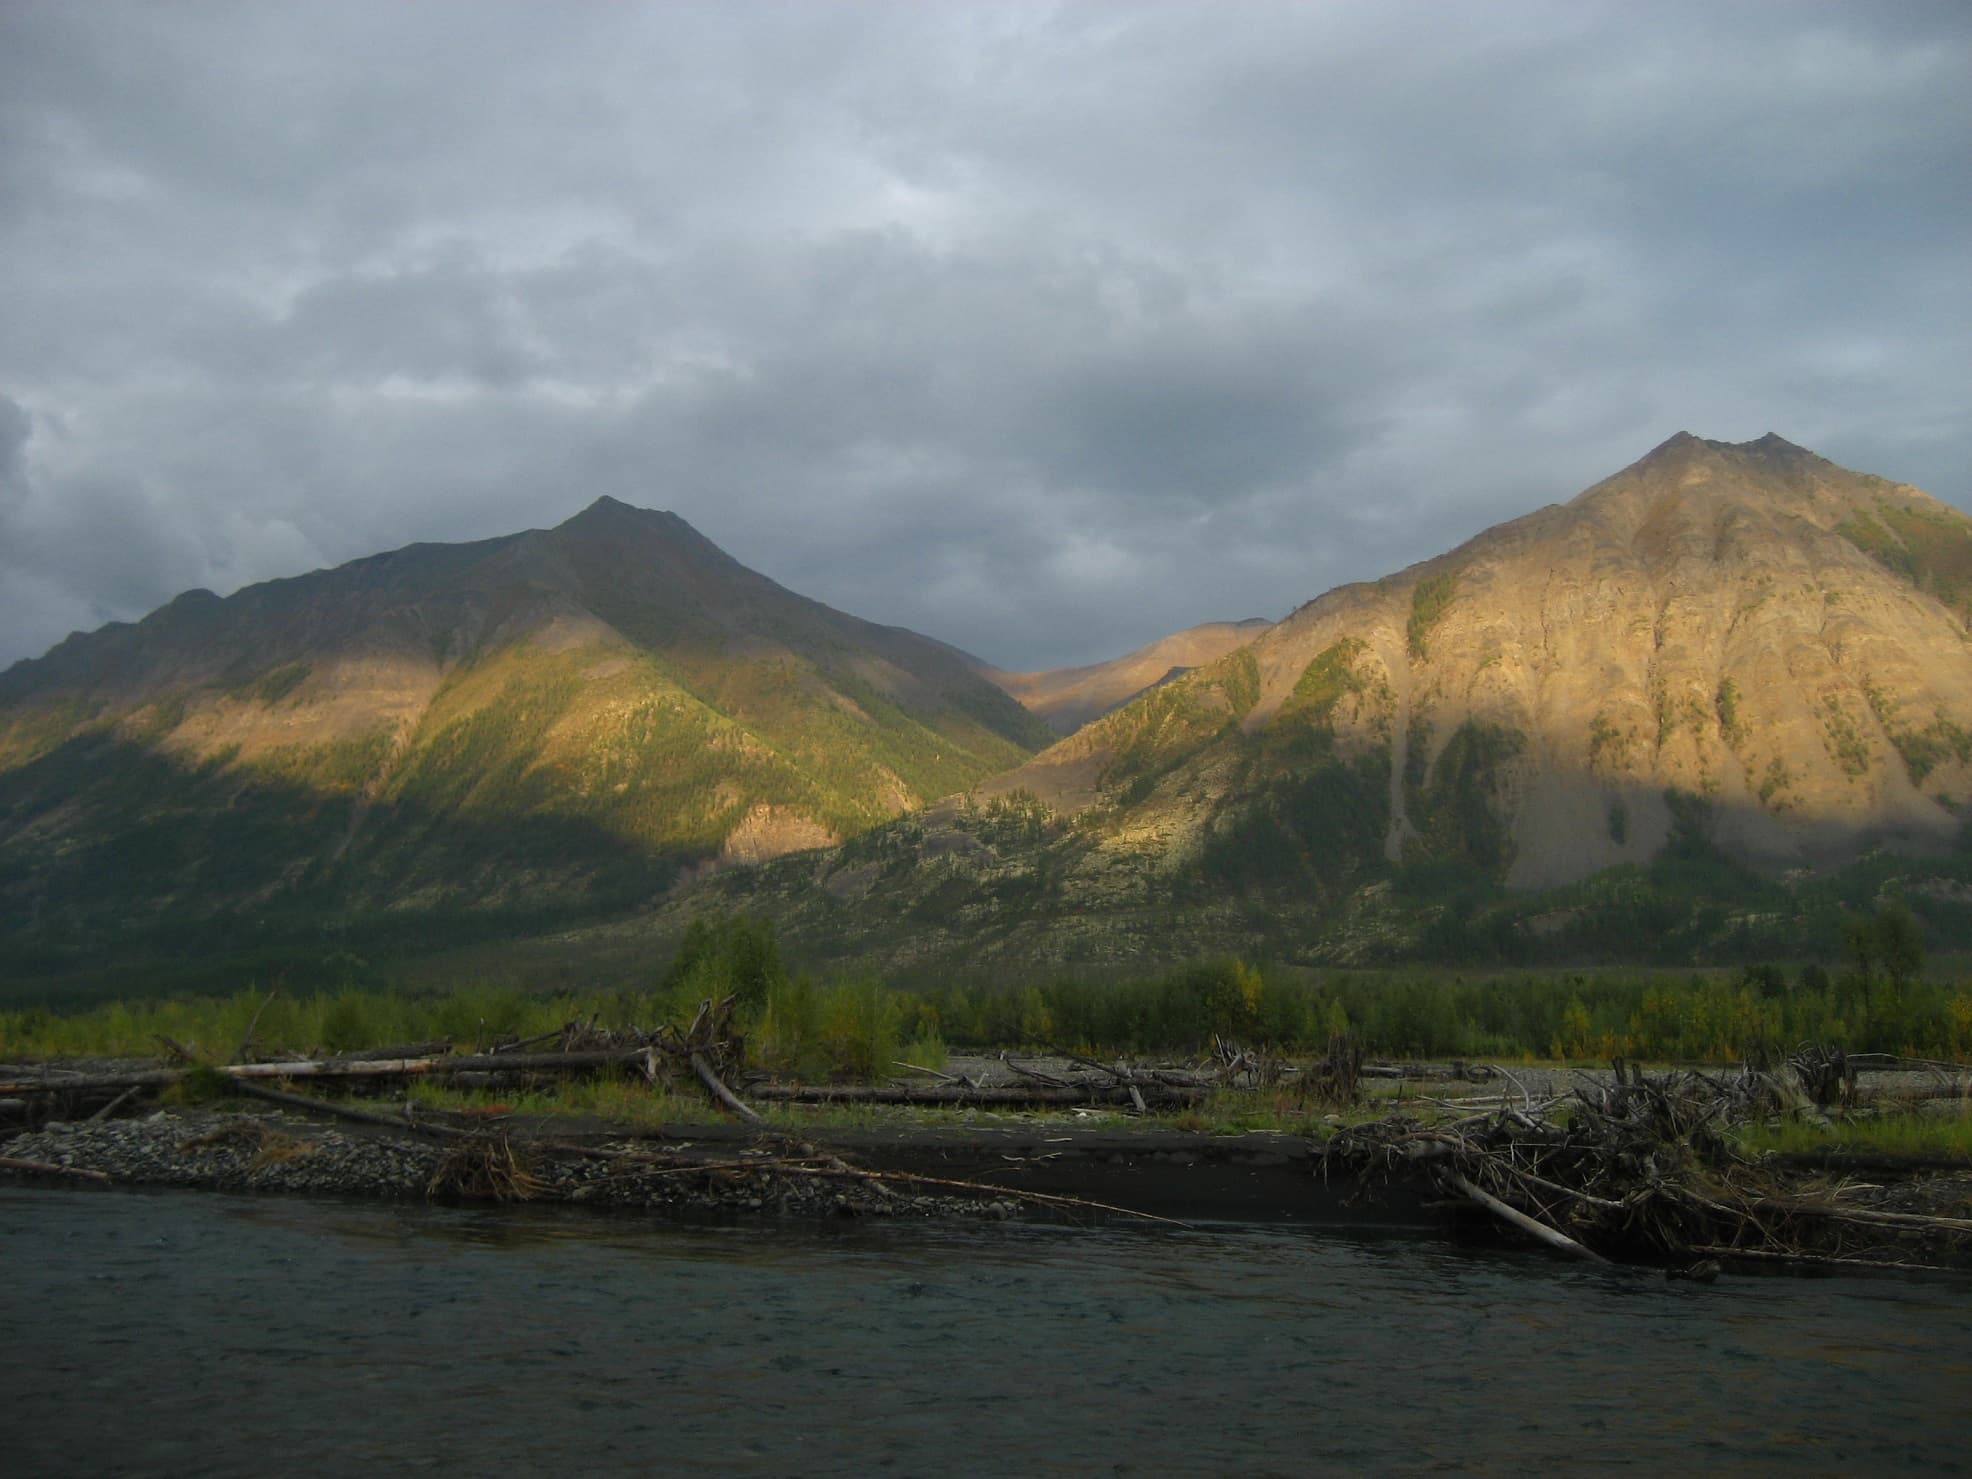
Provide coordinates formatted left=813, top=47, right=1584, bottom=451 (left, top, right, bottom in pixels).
left=0, top=1107, right=1057, bottom=1223
left=7, top=1047, right=1972, bottom=1273
left=7, top=1093, right=1972, bottom=1272
left=1, top=1099, right=1441, bottom=1227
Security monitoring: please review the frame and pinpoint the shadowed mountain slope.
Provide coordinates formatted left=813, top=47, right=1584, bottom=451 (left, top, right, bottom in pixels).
left=0, top=498, right=1050, bottom=979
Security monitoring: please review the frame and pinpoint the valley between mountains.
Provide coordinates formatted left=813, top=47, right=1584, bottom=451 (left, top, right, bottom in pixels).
left=7, top=432, right=1972, bottom=993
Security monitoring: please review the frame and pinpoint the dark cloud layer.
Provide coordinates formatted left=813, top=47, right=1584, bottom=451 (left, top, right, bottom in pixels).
left=2, top=1, right=1968, bottom=671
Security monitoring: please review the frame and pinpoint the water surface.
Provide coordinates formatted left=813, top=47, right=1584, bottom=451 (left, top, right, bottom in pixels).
left=5, top=1186, right=1967, bottom=1475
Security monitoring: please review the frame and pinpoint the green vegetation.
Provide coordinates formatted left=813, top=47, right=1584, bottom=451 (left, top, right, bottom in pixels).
left=1284, top=638, right=1366, bottom=724
left=0, top=615, right=1056, bottom=994
left=1097, top=649, right=1260, bottom=801
left=1864, top=681, right=1972, bottom=788
left=1820, top=695, right=1872, bottom=778
left=1406, top=571, right=1458, bottom=661
left=1187, top=640, right=1390, bottom=899
left=1837, top=499, right=1972, bottom=624
left=1757, top=756, right=1794, bottom=811
left=1196, top=748, right=1389, bottom=897
left=660, top=911, right=786, bottom=1013
left=14, top=909, right=1972, bottom=1072
left=1587, top=712, right=1630, bottom=774
left=238, top=663, right=311, bottom=705
left=1715, top=677, right=1744, bottom=749
left=254, top=731, right=395, bottom=793
left=1735, top=1112, right=1972, bottom=1161
left=1404, top=720, right=1522, bottom=875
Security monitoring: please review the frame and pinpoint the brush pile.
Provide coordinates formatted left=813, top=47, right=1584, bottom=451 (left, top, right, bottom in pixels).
left=1324, top=1056, right=1972, bottom=1273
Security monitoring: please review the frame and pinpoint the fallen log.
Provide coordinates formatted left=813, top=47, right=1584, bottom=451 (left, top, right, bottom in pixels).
left=86, top=1085, right=143, bottom=1123
left=1441, top=1169, right=1612, bottom=1264
left=1751, top=1199, right=1972, bottom=1236
left=745, top=1083, right=1203, bottom=1107
left=1000, top=1055, right=1073, bottom=1088
left=229, top=1079, right=649, bottom=1164
left=1860, top=1084, right=1972, bottom=1103
left=1692, top=1244, right=1958, bottom=1275
left=690, top=1052, right=765, bottom=1126
left=0, top=1155, right=112, bottom=1184
left=340, top=1039, right=457, bottom=1063
left=894, top=1060, right=967, bottom=1085
left=783, top=1162, right=1194, bottom=1229
left=228, top=1079, right=472, bottom=1141
left=0, top=1048, right=650, bottom=1097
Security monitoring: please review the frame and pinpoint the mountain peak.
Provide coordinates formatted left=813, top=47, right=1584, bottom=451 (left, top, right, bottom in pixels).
left=565, top=494, right=650, bottom=524
left=1591, top=431, right=1843, bottom=511
left=1635, top=430, right=1812, bottom=465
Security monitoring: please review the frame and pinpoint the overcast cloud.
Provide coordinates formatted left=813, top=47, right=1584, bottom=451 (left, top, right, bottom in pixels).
left=2, top=1, right=1968, bottom=671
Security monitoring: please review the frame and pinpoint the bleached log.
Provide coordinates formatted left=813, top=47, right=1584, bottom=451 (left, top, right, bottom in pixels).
left=745, top=1082, right=1201, bottom=1107
left=1442, top=1170, right=1611, bottom=1265
left=691, top=1052, right=765, bottom=1126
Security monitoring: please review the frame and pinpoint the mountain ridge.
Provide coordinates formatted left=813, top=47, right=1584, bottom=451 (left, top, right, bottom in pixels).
left=0, top=498, right=1054, bottom=982
left=986, top=430, right=1972, bottom=877
left=9, top=431, right=1972, bottom=992
left=664, top=432, right=1972, bottom=975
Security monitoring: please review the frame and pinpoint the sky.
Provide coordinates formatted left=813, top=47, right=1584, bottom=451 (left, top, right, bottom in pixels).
left=2, top=2, right=1968, bottom=673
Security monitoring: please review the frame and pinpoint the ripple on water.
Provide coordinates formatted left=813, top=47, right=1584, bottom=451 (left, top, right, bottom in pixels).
left=5, top=1185, right=1970, bottom=1476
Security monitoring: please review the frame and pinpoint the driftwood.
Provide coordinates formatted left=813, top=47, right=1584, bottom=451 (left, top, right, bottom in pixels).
left=0, top=1155, right=112, bottom=1183
left=339, top=1039, right=456, bottom=1063
left=0, top=1048, right=648, bottom=1097
left=3, top=993, right=758, bottom=1128
left=893, top=1060, right=968, bottom=1085
left=227, top=1079, right=652, bottom=1165
left=781, top=1161, right=1194, bottom=1229
left=86, top=1085, right=143, bottom=1123
left=1000, top=1054, right=1073, bottom=1089
left=233, top=989, right=280, bottom=1064
left=1440, top=1169, right=1610, bottom=1265
left=1692, top=1245, right=1960, bottom=1276
left=691, top=1051, right=764, bottom=1126
left=745, top=1082, right=1204, bottom=1107
left=1325, top=1060, right=1972, bottom=1273
left=228, top=1078, right=472, bottom=1140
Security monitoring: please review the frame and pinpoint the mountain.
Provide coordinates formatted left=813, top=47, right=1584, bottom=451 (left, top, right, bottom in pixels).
left=982, top=618, right=1273, bottom=735
left=673, top=434, right=1972, bottom=971
left=0, top=497, right=1051, bottom=987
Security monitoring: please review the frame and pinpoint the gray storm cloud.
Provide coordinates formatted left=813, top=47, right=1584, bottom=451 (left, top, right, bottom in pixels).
left=1, top=1, right=1968, bottom=670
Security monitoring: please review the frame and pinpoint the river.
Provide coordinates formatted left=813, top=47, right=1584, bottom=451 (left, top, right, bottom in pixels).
left=5, top=1185, right=1967, bottom=1475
